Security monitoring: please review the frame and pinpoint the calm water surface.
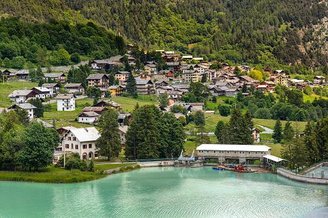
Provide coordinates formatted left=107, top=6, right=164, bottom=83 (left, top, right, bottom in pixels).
left=0, top=167, right=327, bottom=218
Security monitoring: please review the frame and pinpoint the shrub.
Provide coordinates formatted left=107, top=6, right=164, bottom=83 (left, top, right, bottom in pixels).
left=254, top=108, right=272, bottom=119
left=218, top=104, right=231, bottom=116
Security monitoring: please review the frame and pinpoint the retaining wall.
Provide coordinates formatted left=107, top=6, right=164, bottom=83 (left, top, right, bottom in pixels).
left=277, top=168, right=328, bottom=185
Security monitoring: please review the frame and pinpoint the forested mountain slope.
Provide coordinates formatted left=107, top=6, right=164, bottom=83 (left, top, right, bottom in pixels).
left=0, top=0, right=327, bottom=70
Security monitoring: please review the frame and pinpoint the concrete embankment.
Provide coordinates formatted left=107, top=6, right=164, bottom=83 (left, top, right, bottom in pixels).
left=277, top=168, right=328, bottom=185
left=137, top=161, right=175, bottom=167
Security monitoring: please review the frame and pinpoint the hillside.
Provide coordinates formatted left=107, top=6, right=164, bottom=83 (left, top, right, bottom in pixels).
left=0, top=0, right=327, bottom=70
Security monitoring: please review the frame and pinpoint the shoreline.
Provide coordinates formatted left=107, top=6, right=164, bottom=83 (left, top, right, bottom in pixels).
left=0, top=164, right=326, bottom=185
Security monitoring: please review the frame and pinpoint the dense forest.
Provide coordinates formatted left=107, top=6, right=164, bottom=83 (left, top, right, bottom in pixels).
left=0, top=18, right=125, bottom=68
left=0, top=0, right=327, bottom=71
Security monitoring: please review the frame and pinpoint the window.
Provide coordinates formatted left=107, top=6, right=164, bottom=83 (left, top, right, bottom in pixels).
left=89, top=144, right=92, bottom=149
left=73, top=137, right=76, bottom=141
left=65, top=144, right=69, bottom=149
left=83, top=144, right=87, bottom=149
left=71, top=144, right=73, bottom=149
left=75, top=145, right=78, bottom=149
left=68, top=137, right=71, bottom=140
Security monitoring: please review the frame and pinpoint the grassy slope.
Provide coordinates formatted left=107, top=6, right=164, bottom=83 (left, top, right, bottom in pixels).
left=0, top=167, right=105, bottom=183
left=0, top=81, right=37, bottom=107
left=112, top=95, right=157, bottom=112
left=0, top=163, right=135, bottom=183
left=44, top=98, right=94, bottom=128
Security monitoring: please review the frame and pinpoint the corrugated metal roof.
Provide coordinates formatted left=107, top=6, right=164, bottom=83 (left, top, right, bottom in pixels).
left=196, top=144, right=270, bottom=152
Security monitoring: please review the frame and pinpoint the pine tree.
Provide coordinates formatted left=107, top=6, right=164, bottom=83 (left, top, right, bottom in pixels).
left=96, top=109, right=121, bottom=160
left=272, top=120, right=283, bottom=143
left=283, top=121, right=294, bottom=143
left=304, top=121, right=319, bottom=164
left=125, top=105, right=161, bottom=159
left=126, top=72, right=137, bottom=98
left=158, top=113, right=185, bottom=158
left=215, top=121, right=229, bottom=143
left=228, top=108, right=253, bottom=144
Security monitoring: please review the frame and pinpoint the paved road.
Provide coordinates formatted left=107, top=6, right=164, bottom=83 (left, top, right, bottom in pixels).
left=258, top=125, right=274, bottom=134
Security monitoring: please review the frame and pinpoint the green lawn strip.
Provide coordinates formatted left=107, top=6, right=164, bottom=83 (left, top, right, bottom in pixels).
left=94, top=163, right=134, bottom=171
left=192, top=113, right=307, bottom=133
left=0, top=81, right=37, bottom=107
left=43, top=98, right=94, bottom=126
left=112, top=95, right=157, bottom=112
left=0, top=166, right=106, bottom=183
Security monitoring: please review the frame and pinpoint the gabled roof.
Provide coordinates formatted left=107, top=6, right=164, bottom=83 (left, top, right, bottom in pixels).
left=78, top=111, right=100, bottom=117
left=69, top=127, right=100, bottom=142
left=42, top=83, right=60, bottom=88
left=64, top=83, right=83, bottom=88
left=16, top=70, right=29, bottom=75
left=86, top=74, right=109, bottom=80
left=44, top=73, right=65, bottom=78
left=119, top=125, right=129, bottom=134
left=9, top=103, right=36, bottom=110
left=196, top=144, right=270, bottom=152
left=33, top=87, right=51, bottom=93
left=56, top=94, right=75, bottom=100
left=135, top=77, right=153, bottom=85
left=8, top=90, right=33, bottom=97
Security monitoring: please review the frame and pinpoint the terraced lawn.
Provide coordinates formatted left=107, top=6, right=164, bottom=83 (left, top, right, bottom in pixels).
left=0, top=81, right=37, bottom=107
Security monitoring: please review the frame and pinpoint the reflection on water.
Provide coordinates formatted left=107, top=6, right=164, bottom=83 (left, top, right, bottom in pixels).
left=0, top=167, right=327, bottom=218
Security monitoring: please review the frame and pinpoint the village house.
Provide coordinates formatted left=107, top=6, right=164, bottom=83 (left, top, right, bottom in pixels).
left=135, top=77, right=155, bottom=95
left=93, top=100, right=121, bottom=110
left=44, top=73, right=66, bottom=83
left=8, top=103, right=36, bottom=120
left=115, top=71, right=130, bottom=84
left=86, top=74, right=110, bottom=88
left=42, top=83, right=60, bottom=96
left=118, top=113, right=132, bottom=126
left=56, top=94, right=75, bottom=111
left=60, top=127, right=100, bottom=160
left=15, top=70, right=29, bottom=80
left=182, top=69, right=202, bottom=82
left=109, top=85, right=124, bottom=96
left=90, top=59, right=113, bottom=70
left=144, top=62, right=158, bottom=74
left=8, top=90, right=36, bottom=103
left=1, top=69, right=16, bottom=80
left=32, top=87, right=52, bottom=99
left=252, top=128, right=261, bottom=143
left=314, top=76, right=326, bottom=85
left=78, top=111, right=100, bottom=124
left=83, top=106, right=107, bottom=115
left=64, top=83, right=85, bottom=95
left=118, top=125, right=128, bottom=146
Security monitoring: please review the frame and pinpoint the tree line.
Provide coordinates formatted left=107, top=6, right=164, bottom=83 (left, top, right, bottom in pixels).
left=0, top=111, right=59, bottom=171
left=0, top=18, right=125, bottom=69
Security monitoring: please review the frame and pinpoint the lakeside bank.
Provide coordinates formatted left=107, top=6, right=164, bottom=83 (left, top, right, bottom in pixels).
left=0, top=163, right=139, bottom=184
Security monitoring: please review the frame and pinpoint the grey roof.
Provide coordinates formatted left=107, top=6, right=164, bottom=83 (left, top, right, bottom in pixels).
left=9, top=90, right=33, bottom=97
left=119, top=125, right=129, bottom=134
left=10, top=103, right=36, bottom=110
left=42, top=83, right=59, bottom=88
left=64, top=83, right=83, bottom=88
left=116, top=71, right=130, bottom=75
left=79, top=111, right=100, bottom=117
left=86, top=74, right=108, bottom=80
left=16, top=70, right=29, bottom=75
left=44, top=73, right=65, bottom=78
left=135, top=78, right=153, bottom=85
left=56, top=94, right=74, bottom=100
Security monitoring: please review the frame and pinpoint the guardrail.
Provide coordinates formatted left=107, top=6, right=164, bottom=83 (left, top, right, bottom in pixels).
left=277, top=168, right=328, bottom=185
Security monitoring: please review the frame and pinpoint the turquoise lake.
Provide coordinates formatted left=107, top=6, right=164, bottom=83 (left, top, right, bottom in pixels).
left=0, top=167, right=327, bottom=218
